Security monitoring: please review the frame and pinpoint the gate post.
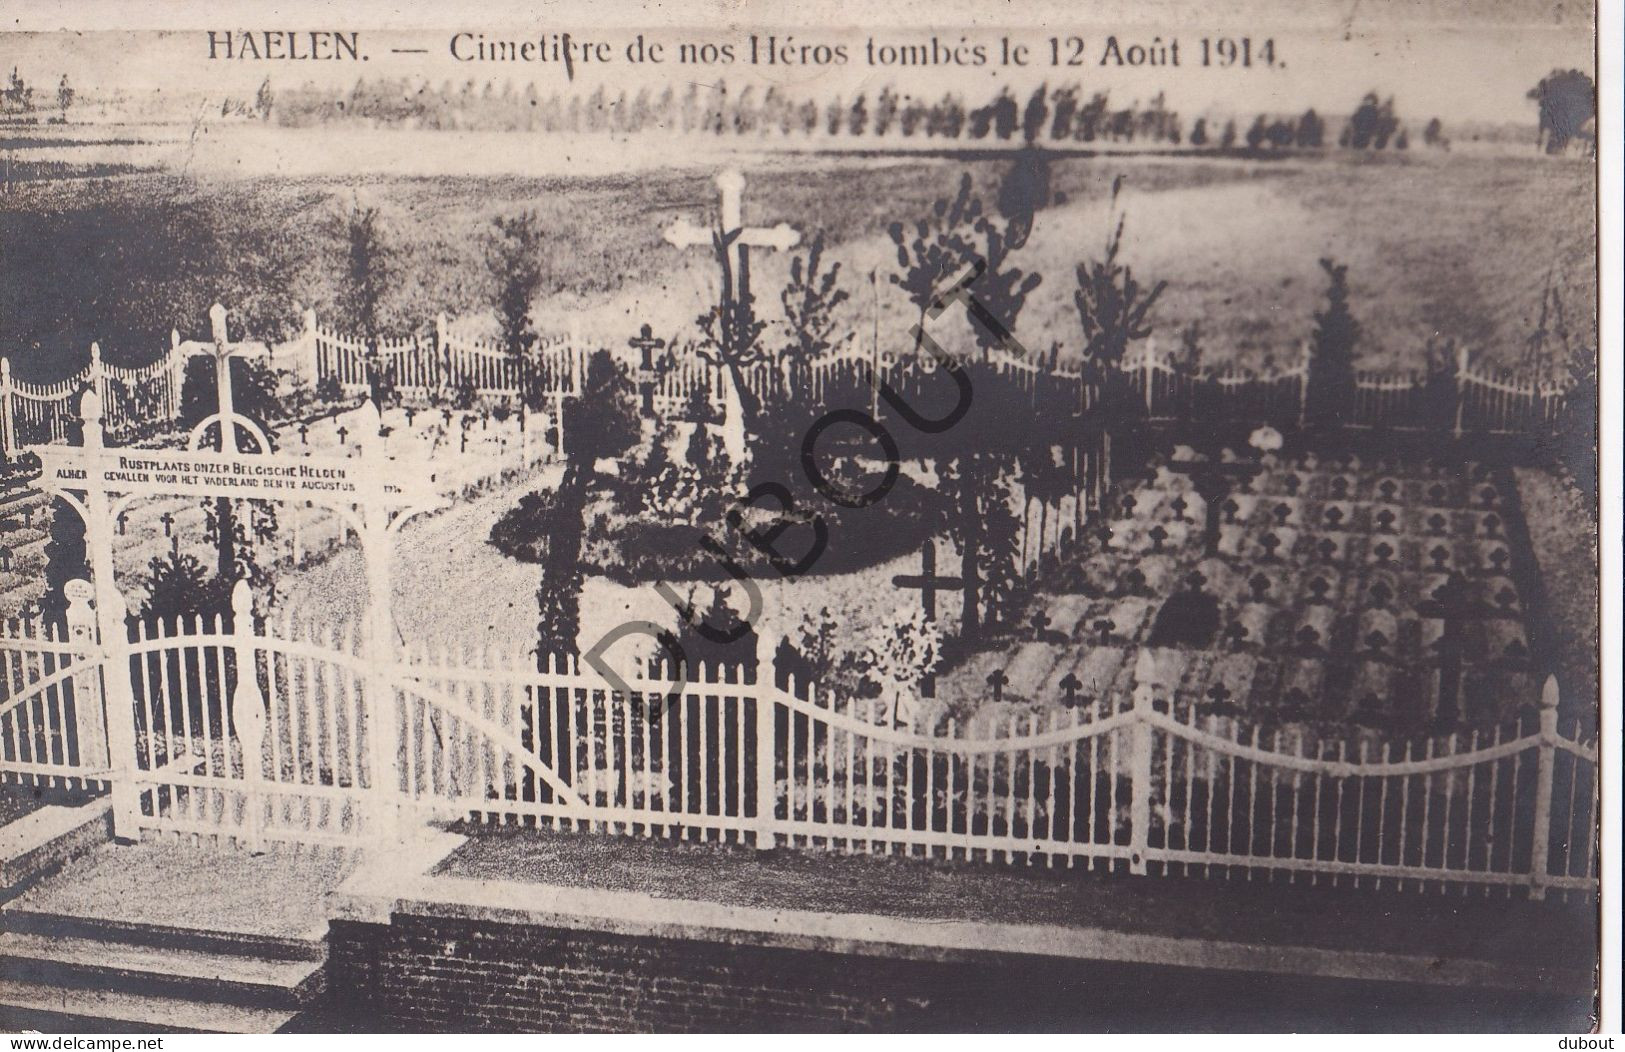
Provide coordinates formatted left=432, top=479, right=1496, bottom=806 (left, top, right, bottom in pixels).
left=1128, top=650, right=1162, bottom=876
left=356, top=405, right=405, bottom=846
left=753, top=629, right=778, bottom=851
left=1529, top=674, right=1560, bottom=900
left=63, top=580, right=108, bottom=773
left=229, top=581, right=268, bottom=854
left=76, top=390, right=143, bottom=841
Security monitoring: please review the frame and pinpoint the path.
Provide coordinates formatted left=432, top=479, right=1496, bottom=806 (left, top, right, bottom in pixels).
left=275, top=464, right=565, bottom=654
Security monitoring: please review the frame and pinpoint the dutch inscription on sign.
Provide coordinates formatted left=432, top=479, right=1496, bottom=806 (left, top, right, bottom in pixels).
left=35, top=448, right=442, bottom=506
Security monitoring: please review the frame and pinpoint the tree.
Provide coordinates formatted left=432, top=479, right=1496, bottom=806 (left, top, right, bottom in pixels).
left=1347, top=92, right=1382, bottom=148
left=1073, top=176, right=1167, bottom=375
left=1304, top=258, right=1360, bottom=430
left=1219, top=118, right=1237, bottom=149
left=991, top=88, right=1019, bottom=140
left=38, top=500, right=87, bottom=627
left=848, top=93, right=869, bottom=136
left=1021, top=85, right=1049, bottom=143
left=1296, top=109, right=1324, bottom=147
left=254, top=77, right=274, bottom=121
left=695, top=230, right=771, bottom=458
left=888, top=170, right=1044, bottom=641
left=55, top=75, right=73, bottom=120
left=1245, top=115, right=1268, bottom=149
left=484, top=210, right=548, bottom=424
left=1422, top=117, right=1449, bottom=149
left=1265, top=119, right=1296, bottom=149
left=873, top=85, right=899, bottom=136
left=534, top=524, right=584, bottom=666
left=563, top=350, right=640, bottom=489
left=780, top=234, right=850, bottom=363
left=1049, top=86, right=1078, bottom=140
left=1527, top=69, right=1595, bottom=154
left=1189, top=117, right=1208, bottom=147
left=138, top=551, right=231, bottom=622
left=336, top=202, right=394, bottom=410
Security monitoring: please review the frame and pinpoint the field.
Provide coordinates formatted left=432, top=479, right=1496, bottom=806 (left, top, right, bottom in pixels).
left=0, top=127, right=1596, bottom=380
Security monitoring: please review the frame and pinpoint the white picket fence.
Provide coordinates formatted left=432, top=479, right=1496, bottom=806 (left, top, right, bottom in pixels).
left=1, top=340, right=185, bottom=452
left=1, top=597, right=1597, bottom=899
left=1, top=313, right=1576, bottom=463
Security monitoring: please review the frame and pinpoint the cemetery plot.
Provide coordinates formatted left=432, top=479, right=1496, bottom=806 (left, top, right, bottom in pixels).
left=936, top=452, right=1553, bottom=735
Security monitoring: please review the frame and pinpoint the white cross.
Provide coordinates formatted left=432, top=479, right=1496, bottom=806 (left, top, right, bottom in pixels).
left=663, top=169, right=801, bottom=291
left=175, top=303, right=270, bottom=454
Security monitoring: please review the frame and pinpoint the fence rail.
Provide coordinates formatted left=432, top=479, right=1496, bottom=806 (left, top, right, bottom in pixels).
left=2, top=313, right=1575, bottom=462
left=9, top=592, right=1591, bottom=898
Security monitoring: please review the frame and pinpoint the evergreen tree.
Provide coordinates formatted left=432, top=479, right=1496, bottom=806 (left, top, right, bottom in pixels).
left=1305, top=258, right=1361, bottom=430
left=485, top=210, right=548, bottom=420
left=1021, top=85, right=1049, bottom=143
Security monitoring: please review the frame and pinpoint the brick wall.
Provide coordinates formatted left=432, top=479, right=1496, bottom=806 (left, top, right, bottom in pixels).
left=323, top=913, right=1595, bottom=1033
left=326, top=914, right=925, bottom=1032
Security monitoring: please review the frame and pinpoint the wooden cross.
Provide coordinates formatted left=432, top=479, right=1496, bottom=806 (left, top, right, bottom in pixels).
left=1414, top=571, right=1495, bottom=727
left=628, top=323, right=667, bottom=413
left=663, top=169, right=802, bottom=304
left=663, top=170, right=801, bottom=470
left=892, top=539, right=964, bottom=623
left=1170, top=457, right=1264, bottom=555
left=892, top=540, right=964, bottom=699
left=176, top=304, right=270, bottom=455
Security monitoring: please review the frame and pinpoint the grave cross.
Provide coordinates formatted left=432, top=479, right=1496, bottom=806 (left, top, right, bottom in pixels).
left=892, top=539, right=964, bottom=698
left=628, top=324, right=667, bottom=413
left=664, top=170, right=802, bottom=468
left=176, top=304, right=270, bottom=455
left=663, top=170, right=802, bottom=305
left=1170, top=455, right=1264, bottom=555
left=892, top=539, right=964, bottom=623
left=1414, top=571, right=1497, bottom=727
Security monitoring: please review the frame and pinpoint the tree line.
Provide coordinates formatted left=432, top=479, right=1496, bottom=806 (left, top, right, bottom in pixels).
left=263, top=75, right=1470, bottom=155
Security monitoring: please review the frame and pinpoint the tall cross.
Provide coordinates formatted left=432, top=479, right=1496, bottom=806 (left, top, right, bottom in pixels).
left=176, top=304, right=270, bottom=455
left=663, top=169, right=801, bottom=311
left=662, top=170, right=801, bottom=469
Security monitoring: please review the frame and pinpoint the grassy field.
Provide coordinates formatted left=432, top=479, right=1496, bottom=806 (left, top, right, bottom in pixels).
left=0, top=138, right=1594, bottom=380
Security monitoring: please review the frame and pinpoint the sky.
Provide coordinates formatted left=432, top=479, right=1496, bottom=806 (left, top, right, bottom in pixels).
left=0, top=1, right=1594, bottom=127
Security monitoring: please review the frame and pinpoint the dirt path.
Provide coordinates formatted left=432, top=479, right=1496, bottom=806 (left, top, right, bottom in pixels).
left=274, top=465, right=564, bottom=654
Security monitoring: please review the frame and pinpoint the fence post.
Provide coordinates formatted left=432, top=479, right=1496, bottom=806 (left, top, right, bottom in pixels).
left=168, top=331, right=182, bottom=419
left=1297, top=340, right=1311, bottom=427
left=303, top=307, right=319, bottom=389
left=89, top=343, right=108, bottom=427
left=1529, top=674, right=1560, bottom=900
left=754, top=629, right=778, bottom=850
left=0, top=357, right=14, bottom=458
left=229, top=580, right=268, bottom=854
left=1142, top=336, right=1156, bottom=414
left=63, top=579, right=108, bottom=774
left=1128, top=650, right=1160, bottom=875
left=1452, top=344, right=1470, bottom=439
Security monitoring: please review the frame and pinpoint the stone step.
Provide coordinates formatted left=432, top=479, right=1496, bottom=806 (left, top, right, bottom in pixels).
left=0, top=930, right=323, bottom=1009
left=2, top=908, right=326, bottom=962
left=0, top=977, right=297, bottom=1034
left=0, top=800, right=111, bottom=902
